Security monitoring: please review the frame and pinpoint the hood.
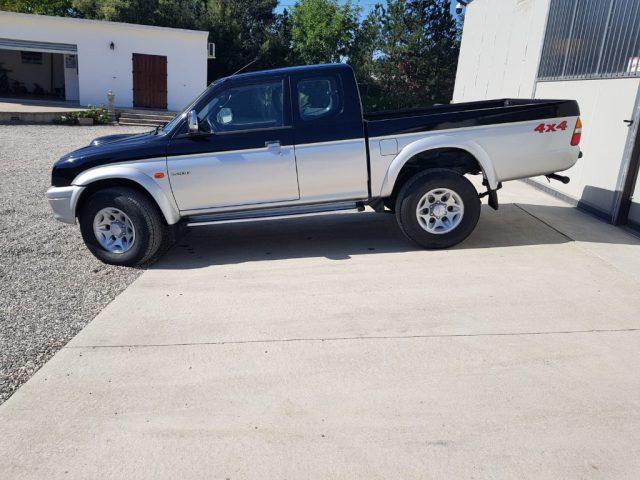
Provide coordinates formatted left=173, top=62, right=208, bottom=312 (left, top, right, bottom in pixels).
left=51, top=130, right=169, bottom=187
left=89, top=133, right=146, bottom=146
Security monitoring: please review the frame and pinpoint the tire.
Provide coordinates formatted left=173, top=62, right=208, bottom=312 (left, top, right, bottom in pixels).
left=79, top=187, right=170, bottom=267
left=395, top=169, right=480, bottom=249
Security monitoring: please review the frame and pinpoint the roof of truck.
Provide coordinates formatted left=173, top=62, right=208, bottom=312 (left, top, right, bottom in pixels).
left=228, top=63, right=352, bottom=81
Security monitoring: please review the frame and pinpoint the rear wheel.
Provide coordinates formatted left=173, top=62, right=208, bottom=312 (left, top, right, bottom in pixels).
left=79, top=187, right=170, bottom=266
left=395, top=170, right=480, bottom=249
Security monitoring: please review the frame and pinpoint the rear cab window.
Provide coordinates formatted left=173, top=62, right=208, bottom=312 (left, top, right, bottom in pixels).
left=297, top=77, right=342, bottom=121
left=290, top=67, right=363, bottom=145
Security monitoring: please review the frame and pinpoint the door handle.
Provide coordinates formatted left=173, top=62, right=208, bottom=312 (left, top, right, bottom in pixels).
left=624, top=119, right=634, bottom=127
left=265, top=140, right=282, bottom=155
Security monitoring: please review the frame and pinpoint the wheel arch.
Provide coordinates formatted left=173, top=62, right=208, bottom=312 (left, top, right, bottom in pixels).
left=73, top=166, right=181, bottom=225
left=380, top=137, right=498, bottom=200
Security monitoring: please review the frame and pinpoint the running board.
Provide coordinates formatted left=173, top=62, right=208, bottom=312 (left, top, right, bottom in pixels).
left=185, top=201, right=364, bottom=227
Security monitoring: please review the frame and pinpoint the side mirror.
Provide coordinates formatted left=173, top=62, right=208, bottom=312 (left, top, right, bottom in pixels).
left=187, top=110, right=199, bottom=134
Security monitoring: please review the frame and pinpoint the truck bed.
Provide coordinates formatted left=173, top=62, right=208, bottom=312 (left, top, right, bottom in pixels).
left=364, top=99, right=580, bottom=138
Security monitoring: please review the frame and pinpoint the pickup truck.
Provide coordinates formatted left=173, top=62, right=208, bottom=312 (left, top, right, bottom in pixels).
left=47, top=63, right=581, bottom=266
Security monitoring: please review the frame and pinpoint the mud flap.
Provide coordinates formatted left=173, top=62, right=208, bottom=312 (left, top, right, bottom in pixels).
left=480, top=181, right=501, bottom=211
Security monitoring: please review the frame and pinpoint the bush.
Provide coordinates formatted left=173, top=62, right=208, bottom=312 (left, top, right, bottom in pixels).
left=58, top=105, right=110, bottom=125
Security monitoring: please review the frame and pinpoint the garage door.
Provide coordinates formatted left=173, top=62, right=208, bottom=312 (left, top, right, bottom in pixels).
left=132, top=53, right=167, bottom=109
left=0, top=38, right=76, bottom=54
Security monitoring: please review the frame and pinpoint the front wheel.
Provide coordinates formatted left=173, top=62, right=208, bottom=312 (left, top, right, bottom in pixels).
left=79, top=187, right=170, bottom=266
left=395, top=170, right=481, bottom=249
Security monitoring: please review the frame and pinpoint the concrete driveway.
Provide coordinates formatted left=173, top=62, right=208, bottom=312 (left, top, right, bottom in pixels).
left=1, top=181, right=640, bottom=479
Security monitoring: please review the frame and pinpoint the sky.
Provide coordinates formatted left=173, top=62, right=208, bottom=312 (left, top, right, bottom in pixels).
left=275, top=0, right=461, bottom=16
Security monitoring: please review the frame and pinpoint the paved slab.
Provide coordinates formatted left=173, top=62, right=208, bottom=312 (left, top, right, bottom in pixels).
left=0, top=98, right=83, bottom=113
left=2, top=181, right=640, bottom=479
left=69, top=205, right=638, bottom=348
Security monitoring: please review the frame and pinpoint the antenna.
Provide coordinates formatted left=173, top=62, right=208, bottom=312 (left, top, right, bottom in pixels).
left=231, top=57, right=258, bottom=76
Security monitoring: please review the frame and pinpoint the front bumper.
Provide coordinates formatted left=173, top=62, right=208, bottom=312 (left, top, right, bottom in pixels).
left=46, top=185, right=85, bottom=224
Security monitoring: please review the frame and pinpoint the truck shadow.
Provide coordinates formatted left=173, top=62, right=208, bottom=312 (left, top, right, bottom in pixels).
left=153, top=203, right=640, bottom=270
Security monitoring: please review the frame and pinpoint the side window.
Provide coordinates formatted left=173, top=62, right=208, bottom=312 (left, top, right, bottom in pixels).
left=197, top=81, right=284, bottom=133
left=297, top=77, right=341, bottom=121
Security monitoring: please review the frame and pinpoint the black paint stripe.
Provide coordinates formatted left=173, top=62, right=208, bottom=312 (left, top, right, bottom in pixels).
left=366, top=99, right=580, bottom=138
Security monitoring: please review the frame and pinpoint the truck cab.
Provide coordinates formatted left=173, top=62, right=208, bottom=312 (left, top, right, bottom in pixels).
left=167, top=64, right=369, bottom=212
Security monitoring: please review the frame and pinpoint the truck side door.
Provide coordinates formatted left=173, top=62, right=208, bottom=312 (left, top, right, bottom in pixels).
left=166, top=77, right=299, bottom=212
left=290, top=69, right=369, bottom=202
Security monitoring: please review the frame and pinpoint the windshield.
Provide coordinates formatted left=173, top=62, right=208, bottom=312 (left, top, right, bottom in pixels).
left=161, top=78, right=227, bottom=133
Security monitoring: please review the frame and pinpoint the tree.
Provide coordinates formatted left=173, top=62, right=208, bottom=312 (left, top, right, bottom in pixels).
left=366, top=0, right=461, bottom=111
left=70, top=0, right=204, bottom=28
left=259, top=8, right=295, bottom=68
left=347, top=9, right=380, bottom=103
left=0, top=0, right=77, bottom=15
left=290, top=0, right=360, bottom=65
left=197, top=0, right=281, bottom=78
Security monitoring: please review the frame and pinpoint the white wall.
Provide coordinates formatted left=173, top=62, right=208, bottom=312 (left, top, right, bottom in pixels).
left=453, top=0, right=640, bottom=223
left=453, top=0, right=550, bottom=102
left=0, top=12, right=208, bottom=111
left=535, top=79, right=640, bottom=215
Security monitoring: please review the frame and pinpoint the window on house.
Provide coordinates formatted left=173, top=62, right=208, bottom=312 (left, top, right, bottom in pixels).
left=21, top=51, right=43, bottom=65
left=538, top=0, right=640, bottom=80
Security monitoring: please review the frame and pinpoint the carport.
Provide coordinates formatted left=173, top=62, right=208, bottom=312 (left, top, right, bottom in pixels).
left=0, top=38, right=79, bottom=102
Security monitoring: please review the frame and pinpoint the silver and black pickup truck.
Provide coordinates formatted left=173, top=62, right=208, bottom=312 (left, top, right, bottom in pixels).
left=47, top=63, right=582, bottom=266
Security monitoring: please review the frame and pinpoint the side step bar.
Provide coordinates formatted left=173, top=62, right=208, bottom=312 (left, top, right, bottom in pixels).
left=185, top=201, right=364, bottom=227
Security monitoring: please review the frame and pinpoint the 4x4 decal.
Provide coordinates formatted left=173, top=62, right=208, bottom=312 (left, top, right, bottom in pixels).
left=534, top=120, right=568, bottom=134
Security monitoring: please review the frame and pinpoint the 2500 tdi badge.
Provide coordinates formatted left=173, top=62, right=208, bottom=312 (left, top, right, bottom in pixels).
left=47, top=64, right=582, bottom=266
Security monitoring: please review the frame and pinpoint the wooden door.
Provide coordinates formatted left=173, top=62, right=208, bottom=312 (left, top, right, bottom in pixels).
left=132, top=53, right=167, bottom=109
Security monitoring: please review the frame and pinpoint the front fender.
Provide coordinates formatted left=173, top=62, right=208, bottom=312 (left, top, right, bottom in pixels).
left=72, top=162, right=181, bottom=225
left=379, top=135, right=498, bottom=198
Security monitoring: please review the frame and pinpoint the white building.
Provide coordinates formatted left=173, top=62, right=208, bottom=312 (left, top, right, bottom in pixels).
left=0, top=11, right=209, bottom=111
left=454, top=0, right=640, bottom=232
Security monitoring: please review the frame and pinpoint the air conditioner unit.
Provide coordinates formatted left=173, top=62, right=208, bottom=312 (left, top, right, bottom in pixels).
left=208, top=43, right=216, bottom=59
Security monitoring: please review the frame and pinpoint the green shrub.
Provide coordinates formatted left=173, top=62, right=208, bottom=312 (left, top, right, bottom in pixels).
left=58, top=105, right=110, bottom=125
left=81, top=105, right=110, bottom=124
left=58, top=111, right=81, bottom=125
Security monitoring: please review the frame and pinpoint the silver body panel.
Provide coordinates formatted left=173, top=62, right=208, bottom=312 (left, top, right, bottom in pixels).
left=72, top=159, right=181, bottom=225
left=167, top=145, right=300, bottom=211
left=46, top=185, right=85, bottom=224
left=368, top=118, right=581, bottom=197
left=294, top=138, right=369, bottom=203
left=166, top=138, right=369, bottom=215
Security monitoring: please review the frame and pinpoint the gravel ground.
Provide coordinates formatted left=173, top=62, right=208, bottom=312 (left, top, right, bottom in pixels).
left=0, top=124, right=150, bottom=404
